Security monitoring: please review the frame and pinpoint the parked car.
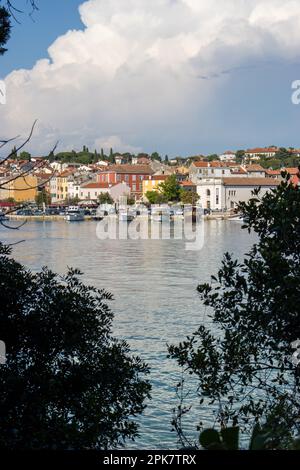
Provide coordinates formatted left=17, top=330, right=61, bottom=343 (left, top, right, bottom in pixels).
left=16, top=209, right=33, bottom=216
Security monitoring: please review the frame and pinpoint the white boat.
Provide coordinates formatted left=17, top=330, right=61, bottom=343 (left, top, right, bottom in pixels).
left=64, top=206, right=85, bottom=222
left=228, top=214, right=244, bottom=222
left=119, top=209, right=135, bottom=222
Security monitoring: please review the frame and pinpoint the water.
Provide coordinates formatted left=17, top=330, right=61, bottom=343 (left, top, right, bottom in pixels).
left=0, top=219, right=256, bottom=449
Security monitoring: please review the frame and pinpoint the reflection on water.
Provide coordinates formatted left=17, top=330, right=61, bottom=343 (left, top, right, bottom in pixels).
left=0, top=219, right=256, bottom=449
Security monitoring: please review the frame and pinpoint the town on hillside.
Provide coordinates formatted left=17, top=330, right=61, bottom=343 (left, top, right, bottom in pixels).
left=0, top=146, right=299, bottom=219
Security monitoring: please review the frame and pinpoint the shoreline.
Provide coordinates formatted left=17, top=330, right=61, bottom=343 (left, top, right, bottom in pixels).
left=6, top=213, right=236, bottom=222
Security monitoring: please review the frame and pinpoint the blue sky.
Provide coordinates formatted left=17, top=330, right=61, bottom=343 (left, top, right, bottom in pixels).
left=0, top=0, right=83, bottom=77
left=1, top=0, right=300, bottom=157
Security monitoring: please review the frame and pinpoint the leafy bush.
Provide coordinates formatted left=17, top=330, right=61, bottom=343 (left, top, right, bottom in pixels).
left=0, top=243, right=150, bottom=449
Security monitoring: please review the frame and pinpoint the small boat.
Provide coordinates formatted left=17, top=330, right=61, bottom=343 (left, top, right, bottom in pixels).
left=119, top=209, right=135, bottom=222
left=228, top=214, right=244, bottom=223
left=64, top=206, right=85, bottom=222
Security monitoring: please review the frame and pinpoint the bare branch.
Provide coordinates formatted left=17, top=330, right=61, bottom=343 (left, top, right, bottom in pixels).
left=0, top=218, right=27, bottom=230
left=0, top=120, right=37, bottom=166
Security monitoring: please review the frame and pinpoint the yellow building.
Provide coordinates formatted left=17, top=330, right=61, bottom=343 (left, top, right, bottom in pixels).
left=0, top=175, right=38, bottom=202
left=50, top=171, right=72, bottom=203
left=142, top=175, right=168, bottom=197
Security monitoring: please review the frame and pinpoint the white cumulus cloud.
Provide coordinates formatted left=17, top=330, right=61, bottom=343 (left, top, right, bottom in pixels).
left=1, top=0, right=300, bottom=155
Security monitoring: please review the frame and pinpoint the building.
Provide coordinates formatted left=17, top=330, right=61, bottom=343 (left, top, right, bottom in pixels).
left=80, top=181, right=130, bottom=202
left=97, top=164, right=153, bottom=198
left=196, top=177, right=280, bottom=211
left=50, top=170, right=74, bottom=203
left=245, top=147, right=278, bottom=160
left=219, top=151, right=236, bottom=162
left=244, top=164, right=266, bottom=178
left=142, top=175, right=168, bottom=197
left=0, top=175, right=38, bottom=202
left=132, top=155, right=151, bottom=165
left=189, top=161, right=239, bottom=183
left=179, top=181, right=197, bottom=192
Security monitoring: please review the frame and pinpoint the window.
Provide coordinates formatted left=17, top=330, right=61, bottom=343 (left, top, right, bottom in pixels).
left=132, top=184, right=136, bottom=192
left=206, top=189, right=211, bottom=196
left=132, top=175, right=136, bottom=181
left=117, top=174, right=121, bottom=182
left=139, top=175, right=143, bottom=181
left=222, top=170, right=225, bottom=175
left=125, top=175, right=129, bottom=182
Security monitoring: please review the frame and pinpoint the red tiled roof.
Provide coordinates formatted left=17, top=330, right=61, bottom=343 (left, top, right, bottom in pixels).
left=222, top=177, right=280, bottom=186
left=148, top=175, right=168, bottom=181
left=102, top=164, right=153, bottom=175
left=246, top=147, right=278, bottom=154
left=180, top=180, right=196, bottom=186
left=246, top=164, right=266, bottom=172
left=192, top=161, right=237, bottom=168
left=81, top=182, right=111, bottom=189
left=284, top=167, right=299, bottom=175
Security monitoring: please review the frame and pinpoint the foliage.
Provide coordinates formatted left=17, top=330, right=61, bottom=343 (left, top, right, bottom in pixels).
left=126, top=195, right=135, bottom=206
left=235, top=150, right=245, bottom=162
left=66, top=196, right=80, bottom=206
left=0, top=243, right=150, bottom=449
left=19, top=151, right=31, bottom=161
left=158, top=175, right=180, bottom=202
left=145, top=190, right=167, bottom=204
left=35, top=189, right=51, bottom=207
left=206, top=154, right=219, bottom=162
left=0, top=5, right=10, bottom=55
left=151, top=152, right=161, bottom=162
left=169, top=171, right=300, bottom=444
left=98, top=192, right=114, bottom=205
left=180, top=190, right=199, bottom=205
left=199, top=423, right=297, bottom=450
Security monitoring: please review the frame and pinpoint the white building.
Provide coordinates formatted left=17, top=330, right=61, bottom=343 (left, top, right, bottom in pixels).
left=189, top=161, right=239, bottom=183
left=197, top=177, right=280, bottom=211
left=219, top=151, right=236, bottom=162
left=243, top=164, right=266, bottom=178
left=245, top=147, right=278, bottom=160
left=79, top=181, right=131, bottom=202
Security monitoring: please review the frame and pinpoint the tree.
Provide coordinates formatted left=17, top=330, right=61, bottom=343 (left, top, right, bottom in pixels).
left=0, top=5, right=10, bottom=55
left=276, top=147, right=292, bottom=160
left=66, top=196, right=80, bottom=206
left=19, top=151, right=31, bottom=161
left=169, top=170, right=300, bottom=447
left=0, top=242, right=150, bottom=449
left=145, top=190, right=167, bottom=205
left=179, top=189, right=199, bottom=205
left=35, top=189, right=51, bottom=207
left=151, top=152, right=161, bottom=162
left=98, top=192, right=114, bottom=205
left=0, top=2, right=39, bottom=56
left=126, top=195, right=135, bottom=205
left=159, top=175, right=180, bottom=202
left=206, top=154, right=219, bottom=162
left=235, top=150, right=245, bottom=162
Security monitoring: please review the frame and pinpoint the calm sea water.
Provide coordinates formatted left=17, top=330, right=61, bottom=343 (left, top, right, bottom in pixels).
left=0, top=219, right=256, bottom=449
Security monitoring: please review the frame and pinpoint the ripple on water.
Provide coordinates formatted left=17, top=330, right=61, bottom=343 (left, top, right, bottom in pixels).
left=0, top=219, right=256, bottom=449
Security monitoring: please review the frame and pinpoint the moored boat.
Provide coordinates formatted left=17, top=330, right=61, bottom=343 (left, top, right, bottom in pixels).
left=64, top=206, right=85, bottom=222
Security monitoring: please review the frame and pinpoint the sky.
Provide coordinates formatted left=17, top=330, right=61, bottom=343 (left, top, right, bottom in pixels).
left=1, top=0, right=300, bottom=157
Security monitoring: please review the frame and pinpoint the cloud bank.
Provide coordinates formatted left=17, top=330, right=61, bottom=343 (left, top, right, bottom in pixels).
left=1, top=0, right=300, bottom=155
